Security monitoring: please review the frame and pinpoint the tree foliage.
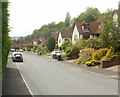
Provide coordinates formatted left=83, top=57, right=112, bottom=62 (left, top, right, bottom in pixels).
left=100, top=13, right=120, bottom=52
left=61, top=40, right=72, bottom=51
left=47, top=35, right=55, bottom=51
left=74, top=7, right=101, bottom=22
left=64, top=12, right=72, bottom=28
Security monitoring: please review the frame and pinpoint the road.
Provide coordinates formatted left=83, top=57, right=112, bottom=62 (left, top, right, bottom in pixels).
left=15, top=52, right=118, bottom=95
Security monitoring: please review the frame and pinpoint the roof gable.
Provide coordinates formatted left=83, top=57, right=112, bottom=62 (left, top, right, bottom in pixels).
left=75, top=21, right=101, bottom=35
left=59, top=29, right=72, bottom=38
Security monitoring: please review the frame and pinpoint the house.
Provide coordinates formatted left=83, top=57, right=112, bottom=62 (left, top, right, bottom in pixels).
left=11, top=41, right=31, bottom=49
left=57, top=29, right=72, bottom=47
left=72, top=21, right=101, bottom=44
left=33, top=37, right=47, bottom=47
left=53, top=31, right=59, bottom=43
left=33, top=39, right=38, bottom=45
left=39, top=37, right=47, bottom=47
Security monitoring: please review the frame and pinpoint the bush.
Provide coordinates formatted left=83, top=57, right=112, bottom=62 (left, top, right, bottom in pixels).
left=75, top=49, right=94, bottom=64
left=75, top=39, right=87, bottom=49
left=101, top=48, right=113, bottom=61
left=61, top=40, right=72, bottom=52
left=33, top=45, right=38, bottom=53
left=65, top=46, right=73, bottom=60
left=92, top=48, right=108, bottom=60
left=92, top=51, right=98, bottom=60
left=85, top=60, right=100, bottom=67
left=105, top=48, right=113, bottom=58
left=26, top=44, right=34, bottom=51
left=65, top=45, right=79, bottom=60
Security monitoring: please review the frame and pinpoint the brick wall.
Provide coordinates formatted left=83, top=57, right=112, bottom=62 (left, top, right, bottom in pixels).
left=101, top=56, right=120, bottom=68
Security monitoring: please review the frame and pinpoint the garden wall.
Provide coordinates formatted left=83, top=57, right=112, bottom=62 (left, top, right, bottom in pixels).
left=101, top=56, right=120, bottom=68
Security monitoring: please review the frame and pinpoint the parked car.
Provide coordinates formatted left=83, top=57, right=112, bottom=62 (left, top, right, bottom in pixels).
left=51, top=50, right=65, bottom=60
left=20, top=49, right=24, bottom=52
left=12, top=52, right=23, bottom=62
left=10, top=48, right=15, bottom=52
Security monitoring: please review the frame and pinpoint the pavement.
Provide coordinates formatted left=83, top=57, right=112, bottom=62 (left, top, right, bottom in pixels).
left=65, top=59, right=120, bottom=80
left=2, top=57, right=32, bottom=96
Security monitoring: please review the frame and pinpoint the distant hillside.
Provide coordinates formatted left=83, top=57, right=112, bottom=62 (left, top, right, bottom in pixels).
left=11, top=36, right=22, bottom=40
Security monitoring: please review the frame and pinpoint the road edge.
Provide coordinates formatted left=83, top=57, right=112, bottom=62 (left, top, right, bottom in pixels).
left=16, top=63, right=34, bottom=96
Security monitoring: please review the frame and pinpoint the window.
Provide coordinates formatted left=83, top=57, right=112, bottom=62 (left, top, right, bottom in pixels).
left=74, top=35, right=78, bottom=41
left=82, top=23, right=89, bottom=32
left=59, top=39, right=61, bottom=43
left=83, top=34, right=89, bottom=39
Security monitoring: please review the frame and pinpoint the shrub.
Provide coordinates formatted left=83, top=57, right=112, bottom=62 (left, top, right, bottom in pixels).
left=97, top=48, right=108, bottom=60
left=61, top=40, right=72, bottom=52
left=85, top=60, right=100, bottom=67
left=92, top=48, right=108, bottom=60
left=65, top=46, right=73, bottom=60
left=105, top=48, right=113, bottom=58
left=92, top=51, right=98, bottom=60
left=65, top=45, right=79, bottom=60
left=26, top=44, right=34, bottom=51
left=33, top=45, right=38, bottom=52
left=75, top=39, right=87, bottom=49
left=101, top=48, right=113, bottom=61
left=75, top=49, right=94, bottom=64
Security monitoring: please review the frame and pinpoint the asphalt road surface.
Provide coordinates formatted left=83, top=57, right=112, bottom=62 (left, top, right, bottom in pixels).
left=15, top=52, right=118, bottom=95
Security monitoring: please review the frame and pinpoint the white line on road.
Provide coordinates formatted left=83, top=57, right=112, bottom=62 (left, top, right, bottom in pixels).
left=15, top=62, right=34, bottom=96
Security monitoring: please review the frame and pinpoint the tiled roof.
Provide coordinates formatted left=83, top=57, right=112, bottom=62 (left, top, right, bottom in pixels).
left=53, top=31, right=59, bottom=42
left=75, top=21, right=101, bottom=35
left=59, top=29, right=72, bottom=38
left=11, top=42, right=31, bottom=48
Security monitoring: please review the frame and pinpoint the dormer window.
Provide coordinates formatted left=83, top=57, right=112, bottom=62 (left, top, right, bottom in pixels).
left=82, top=23, right=89, bottom=32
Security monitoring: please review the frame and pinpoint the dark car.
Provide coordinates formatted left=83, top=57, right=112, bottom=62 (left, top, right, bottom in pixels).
left=12, top=52, right=23, bottom=62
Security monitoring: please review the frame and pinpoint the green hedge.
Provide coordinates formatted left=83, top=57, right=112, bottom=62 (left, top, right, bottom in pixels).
left=2, top=2, right=11, bottom=71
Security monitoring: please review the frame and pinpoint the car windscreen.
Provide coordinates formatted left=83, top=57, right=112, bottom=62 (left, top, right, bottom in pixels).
left=14, top=53, right=22, bottom=56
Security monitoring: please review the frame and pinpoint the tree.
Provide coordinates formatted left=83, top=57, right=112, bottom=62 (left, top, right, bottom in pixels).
left=64, top=12, right=72, bottom=28
left=100, top=13, right=120, bottom=52
left=47, top=35, right=55, bottom=51
left=75, top=7, right=101, bottom=22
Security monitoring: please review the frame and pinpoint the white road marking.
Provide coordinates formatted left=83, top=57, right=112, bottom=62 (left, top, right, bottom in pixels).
left=15, top=62, right=34, bottom=96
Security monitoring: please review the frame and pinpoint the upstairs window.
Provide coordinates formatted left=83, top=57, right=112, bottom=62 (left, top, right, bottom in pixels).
left=82, top=23, right=89, bottom=32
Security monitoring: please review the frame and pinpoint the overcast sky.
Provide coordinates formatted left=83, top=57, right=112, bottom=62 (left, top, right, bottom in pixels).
left=9, top=0, right=119, bottom=37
